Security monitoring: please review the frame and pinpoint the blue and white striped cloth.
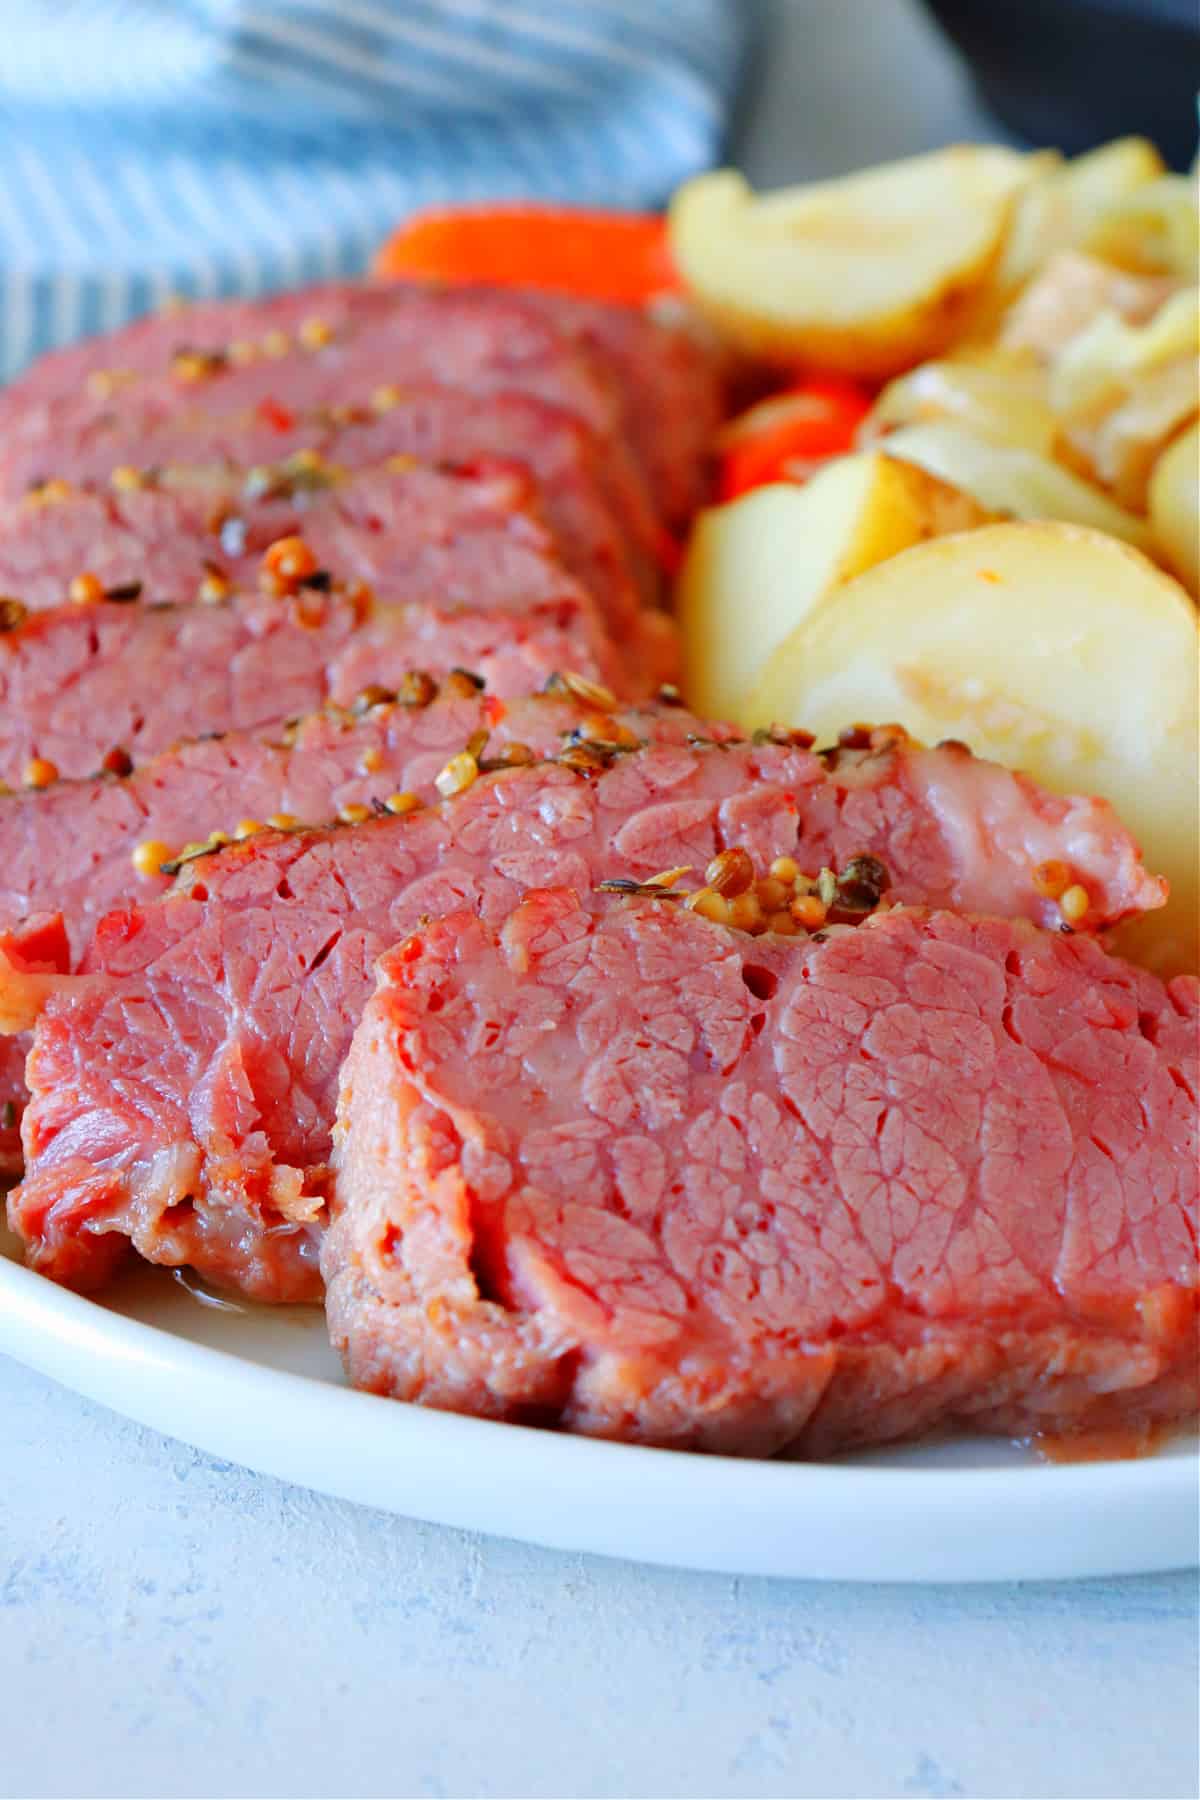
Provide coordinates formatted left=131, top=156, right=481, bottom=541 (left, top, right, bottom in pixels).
left=0, top=0, right=756, bottom=381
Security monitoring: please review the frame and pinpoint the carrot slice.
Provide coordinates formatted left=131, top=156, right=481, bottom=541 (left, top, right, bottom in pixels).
left=373, top=205, right=681, bottom=305
left=717, top=378, right=873, bottom=501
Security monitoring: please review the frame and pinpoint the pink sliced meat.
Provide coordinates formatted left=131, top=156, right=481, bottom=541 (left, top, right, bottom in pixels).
left=799, top=734, right=1166, bottom=935
left=0, top=280, right=724, bottom=530
left=0, top=286, right=666, bottom=593
left=0, top=688, right=717, bottom=968
left=0, top=458, right=560, bottom=611
left=0, top=284, right=620, bottom=464
left=0, top=458, right=662, bottom=693
left=0, top=913, right=69, bottom=1170
left=0, top=687, right=711, bottom=1172
left=324, top=889, right=1199, bottom=1455
left=0, top=584, right=622, bottom=787
left=3, top=384, right=655, bottom=619
left=5, top=734, right=1165, bottom=1297
left=523, top=293, right=723, bottom=530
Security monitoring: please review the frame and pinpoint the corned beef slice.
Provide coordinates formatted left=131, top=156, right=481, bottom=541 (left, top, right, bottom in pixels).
left=1, top=459, right=577, bottom=616
left=6, top=735, right=1167, bottom=1300
left=0, top=456, right=662, bottom=705
left=3, top=385, right=653, bottom=622
left=0, top=281, right=721, bottom=532
left=0, top=689, right=720, bottom=968
left=0, top=283, right=712, bottom=610
left=520, top=291, right=722, bottom=529
left=0, top=724, right=1167, bottom=977
left=0, top=587, right=618, bottom=786
left=0, top=285, right=622, bottom=465
left=324, top=890, right=1199, bottom=1455
left=0, top=454, right=668, bottom=682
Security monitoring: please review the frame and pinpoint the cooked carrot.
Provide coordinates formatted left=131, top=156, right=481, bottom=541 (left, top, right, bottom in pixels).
left=373, top=205, right=681, bottom=305
left=716, top=377, right=873, bottom=501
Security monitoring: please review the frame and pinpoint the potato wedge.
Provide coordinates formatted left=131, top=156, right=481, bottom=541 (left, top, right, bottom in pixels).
left=864, top=347, right=1058, bottom=454
left=677, top=452, right=991, bottom=721
left=880, top=422, right=1154, bottom=551
left=1148, top=421, right=1200, bottom=596
left=747, top=522, right=1199, bottom=975
left=668, top=149, right=1030, bottom=378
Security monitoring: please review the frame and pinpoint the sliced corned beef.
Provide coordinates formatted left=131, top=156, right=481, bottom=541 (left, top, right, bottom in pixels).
left=0, top=458, right=560, bottom=612
left=1, top=685, right=717, bottom=969
left=0, top=685, right=710, bottom=1171
left=0, top=913, right=68, bottom=1171
left=4, top=383, right=656, bottom=614
left=0, top=584, right=621, bottom=786
left=523, top=293, right=722, bottom=530
left=0, top=281, right=724, bottom=530
left=0, top=457, right=664, bottom=692
left=5, top=734, right=1166, bottom=1298
left=0, top=286, right=668, bottom=593
left=0, top=284, right=620, bottom=465
left=324, top=888, right=1199, bottom=1455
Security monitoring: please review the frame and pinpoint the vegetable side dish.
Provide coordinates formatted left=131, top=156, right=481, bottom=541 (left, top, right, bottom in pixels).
left=0, top=137, right=1195, bottom=1458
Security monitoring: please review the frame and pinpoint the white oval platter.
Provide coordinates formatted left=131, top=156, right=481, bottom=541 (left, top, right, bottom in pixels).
left=2, top=1238, right=1195, bottom=1583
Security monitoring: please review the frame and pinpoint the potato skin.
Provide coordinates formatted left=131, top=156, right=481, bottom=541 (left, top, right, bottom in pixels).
left=669, top=152, right=1030, bottom=380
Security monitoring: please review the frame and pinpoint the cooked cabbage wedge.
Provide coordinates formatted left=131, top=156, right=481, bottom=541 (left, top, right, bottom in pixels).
left=999, top=137, right=1167, bottom=289
left=1046, top=289, right=1199, bottom=507
left=1001, top=251, right=1179, bottom=359
left=668, top=149, right=1030, bottom=378
left=879, top=422, right=1154, bottom=551
left=865, top=347, right=1058, bottom=454
left=1085, top=173, right=1200, bottom=277
left=676, top=452, right=990, bottom=720
left=747, top=522, right=1199, bottom=976
left=1048, top=287, right=1199, bottom=417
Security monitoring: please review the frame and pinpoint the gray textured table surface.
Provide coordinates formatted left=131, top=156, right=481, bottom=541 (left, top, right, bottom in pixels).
left=2, top=6, right=1198, bottom=1798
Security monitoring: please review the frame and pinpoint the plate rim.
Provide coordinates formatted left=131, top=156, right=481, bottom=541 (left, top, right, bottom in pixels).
left=2, top=1254, right=1196, bottom=1583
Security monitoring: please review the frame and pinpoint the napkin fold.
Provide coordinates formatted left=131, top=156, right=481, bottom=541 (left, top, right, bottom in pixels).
left=0, top=0, right=757, bottom=379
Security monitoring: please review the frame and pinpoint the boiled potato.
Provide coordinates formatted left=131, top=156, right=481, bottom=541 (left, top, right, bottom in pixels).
left=747, top=522, right=1199, bottom=976
left=677, top=451, right=991, bottom=720
left=880, top=422, right=1154, bottom=551
left=1053, top=136, right=1166, bottom=225
left=865, top=347, right=1058, bottom=454
left=668, top=149, right=1030, bottom=378
left=1148, top=421, right=1199, bottom=595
